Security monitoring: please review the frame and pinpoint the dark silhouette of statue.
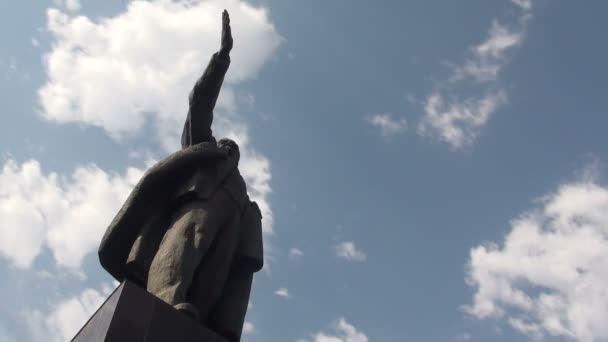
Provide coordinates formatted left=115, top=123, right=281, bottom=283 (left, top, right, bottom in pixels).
left=98, top=10, right=263, bottom=342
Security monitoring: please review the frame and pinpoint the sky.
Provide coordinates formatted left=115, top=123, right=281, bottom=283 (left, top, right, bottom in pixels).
left=1, top=0, right=608, bottom=341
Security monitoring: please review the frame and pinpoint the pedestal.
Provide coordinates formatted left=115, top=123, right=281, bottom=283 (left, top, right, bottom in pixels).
left=72, top=281, right=228, bottom=341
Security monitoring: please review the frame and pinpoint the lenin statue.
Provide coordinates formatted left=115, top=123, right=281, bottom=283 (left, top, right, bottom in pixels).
left=98, top=10, right=264, bottom=342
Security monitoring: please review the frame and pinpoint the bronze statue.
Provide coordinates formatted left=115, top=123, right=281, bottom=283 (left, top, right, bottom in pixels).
left=98, top=10, right=263, bottom=342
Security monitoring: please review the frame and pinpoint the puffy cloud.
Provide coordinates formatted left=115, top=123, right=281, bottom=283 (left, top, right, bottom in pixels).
left=417, top=4, right=529, bottom=149
left=38, top=0, right=282, bottom=145
left=0, top=159, right=142, bottom=269
left=464, top=179, right=608, bottom=341
left=366, top=113, right=407, bottom=138
left=274, top=287, right=290, bottom=298
left=301, top=318, right=368, bottom=342
left=24, top=284, right=115, bottom=342
left=335, top=241, right=366, bottom=262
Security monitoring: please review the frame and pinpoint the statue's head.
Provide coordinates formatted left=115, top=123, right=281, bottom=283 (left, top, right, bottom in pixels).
left=218, top=138, right=240, bottom=162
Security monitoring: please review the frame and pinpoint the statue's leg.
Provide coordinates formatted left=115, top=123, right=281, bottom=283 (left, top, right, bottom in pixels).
left=188, top=209, right=241, bottom=322
left=207, top=267, right=253, bottom=342
left=147, top=190, right=236, bottom=307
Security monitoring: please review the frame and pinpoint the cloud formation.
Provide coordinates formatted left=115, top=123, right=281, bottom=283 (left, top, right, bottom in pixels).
left=39, top=0, right=282, bottom=146
left=53, top=0, right=81, bottom=12
left=335, top=241, right=367, bottom=262
left=0, top=160, right=142, bottom=269
left=465, top=177, right=608, bottom=341
left=417, top=2, right=531, bottom=149
left=274, top=287, right=290, bottom=298
left=366, top=113, right=407, bottom=138
left=24, top=284, right=114, bottom=341
left=242, top=321, right=255, bottom=335
left=289, top=247, right=304, bottom=260
left=299, top=318, right=368, bottom=342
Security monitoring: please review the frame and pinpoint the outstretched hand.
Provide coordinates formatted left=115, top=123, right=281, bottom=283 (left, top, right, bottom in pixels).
left=219, top=10, right=233, bottom=58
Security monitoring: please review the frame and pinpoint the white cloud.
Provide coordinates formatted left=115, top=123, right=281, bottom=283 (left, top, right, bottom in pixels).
left=0, top=159, right=142, bottom=269
left=366, top=113, right=407, bottom=138
left=37, top=0, right=279, bottom=237
left=274, top=287, right=290, bottom=298
left=417, top=4, right=530, bottom=149
left=301, top=318, right=368, bottom=342
left=452, top=21, right=524, bottom=83
left=53, top=0, right=81, bottom=12
left=464, top=178, right=608, bottom=341
left=335, top=241, right=366, bottom=262
left=243, top=321, right=255, bottom=335
left=418, top=91, right=506, bottom=149
left=24, top=284, right=114, bottom=342
left=1, top=59, right=19, bottom=81
left=511, top=0, right=533, bottom=11
left=289, top=247, right=304, bottom=260
left=39, top=0, right=282, bottom=146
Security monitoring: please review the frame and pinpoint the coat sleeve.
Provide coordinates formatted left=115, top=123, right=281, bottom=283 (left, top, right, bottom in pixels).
left=181, top=52, right=231, bottom=148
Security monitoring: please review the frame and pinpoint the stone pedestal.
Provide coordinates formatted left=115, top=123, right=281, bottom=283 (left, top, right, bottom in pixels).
left=72, top=281, right=227, bottom=342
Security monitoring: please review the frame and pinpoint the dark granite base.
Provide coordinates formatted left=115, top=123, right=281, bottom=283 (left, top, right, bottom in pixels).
left=72, top=281, right=227, bottom=342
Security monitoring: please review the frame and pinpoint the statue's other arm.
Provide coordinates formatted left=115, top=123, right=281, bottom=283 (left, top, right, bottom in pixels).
left=181, top=10, right=233, bottom=147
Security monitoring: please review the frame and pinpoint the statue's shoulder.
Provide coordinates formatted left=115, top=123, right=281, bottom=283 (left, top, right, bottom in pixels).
left=249, top=200, right=262, bottom=219
left=172, top=141, right=228, bottom=162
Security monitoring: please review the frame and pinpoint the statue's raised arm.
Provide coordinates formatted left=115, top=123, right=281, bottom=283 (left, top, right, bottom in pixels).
left=181, top=10, right=233, bottom=148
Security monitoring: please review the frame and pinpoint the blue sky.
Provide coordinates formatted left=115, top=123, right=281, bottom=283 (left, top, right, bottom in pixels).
left=1, top=0, right=608, bottom=341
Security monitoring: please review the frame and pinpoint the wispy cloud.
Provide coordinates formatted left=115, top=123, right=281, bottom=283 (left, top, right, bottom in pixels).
left=274, top=287, right=290, bottom=298
left=417, top=2, right=532, bottom=149
left=511, top=0, right=532, bottom=11
left=299, top=317, right=368, bottom=342
left=335, top=241, right=367, bottom=262
left=419, top=90, right=507, bottom=149
left=289, top=247, right=304, bottom=260
left=53, top=0, right=81, bottom=12
left=366, top=113, right=407, bottom=138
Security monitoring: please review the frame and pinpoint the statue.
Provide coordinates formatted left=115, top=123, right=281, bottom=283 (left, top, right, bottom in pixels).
left=98, top=10, right=263, bottom=342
